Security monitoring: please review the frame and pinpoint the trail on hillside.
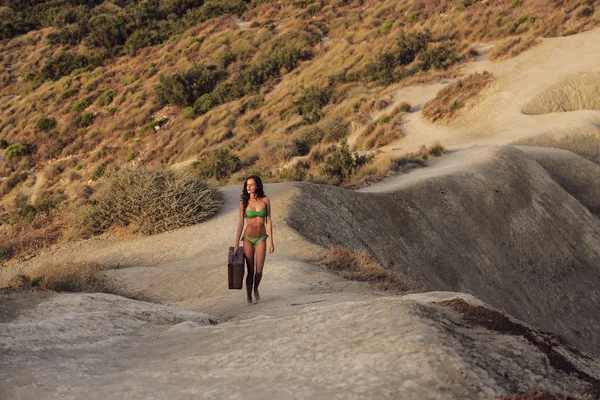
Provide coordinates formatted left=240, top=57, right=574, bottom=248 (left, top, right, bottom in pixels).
left=3, top=26, right=600, bottom=400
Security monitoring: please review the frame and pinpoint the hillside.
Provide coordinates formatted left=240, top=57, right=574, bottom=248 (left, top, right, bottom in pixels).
left=1, top=0, right=600, bottom=261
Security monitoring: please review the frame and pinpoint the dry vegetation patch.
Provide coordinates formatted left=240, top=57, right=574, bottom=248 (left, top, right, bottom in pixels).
left=323, top=247, right=420, bottom=293
left=522, top=70, right=600, bottom=115
left=488, top=36, right=541, bottom=61
left=2, top=262, right=151, bottom=301
left=422, top=72, right=495, bottom=122
left=73, top=168, right=223, bottom=237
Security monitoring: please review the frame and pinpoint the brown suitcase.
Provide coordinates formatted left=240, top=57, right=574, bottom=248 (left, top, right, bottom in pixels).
left=228, top=247, right=245, bottom=290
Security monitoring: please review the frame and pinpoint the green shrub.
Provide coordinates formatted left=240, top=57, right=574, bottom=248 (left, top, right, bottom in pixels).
left=182, top=107, right=196, bottom=119
left=419, top=44, right=458, bottom=70
left=36, top=117, right=56, bottom=131
left=511, top=0, right=522, bottom=7
left=365, top=30, right=430, bottom=83
left=61, top=88, right=78, bottom=99
left=377, top=115, right=392, bottom=124
left=126, top=151, right=140, bottom=162
left=408, top=11, right=419, bottom=22
left=320, top=140, right=373, bottom=184
left=294, top=86, right=332, bottom=124
left=122, top=130, right=135, bottom=141
left=194, top=148, right=241, bottom=181
left=155, top=65, right=227, bottom=107
left=86, top=14, right=128, bottom=49
left=96, top=90, right=114, bottom=106
left=91, top=163, right=106, bottom=181
left=380, top=19, right=395, bottom=34
left=76, top=168, right=223, bottom=236
left=123, top=77, right=138, bottom=86
left=139, top=118, right=167, bottom=135
left=193, top=93, right=214, bottom=113
left=145, top=63, right=158, bottom=77
left=71, top=99, right=90, bottom=112
left=210, top=47, right=312, bottom=105
left=86, top=80, right=99, bottom=91
left=41, top=52, right=90, bottom=81
left=5, top=143, right=31, bottom=161
left=279, top=161, right=309, bottom=181
left=75, top=112, right=96, bottom=128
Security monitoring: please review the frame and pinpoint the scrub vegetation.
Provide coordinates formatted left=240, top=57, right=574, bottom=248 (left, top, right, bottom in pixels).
left=1, top=0, right=599, bottom=262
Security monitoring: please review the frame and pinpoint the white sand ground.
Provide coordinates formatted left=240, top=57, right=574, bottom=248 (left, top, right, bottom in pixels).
left=2, top=27, right=600, bottom=400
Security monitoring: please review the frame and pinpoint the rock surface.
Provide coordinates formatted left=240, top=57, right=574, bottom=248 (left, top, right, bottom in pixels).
left=1, top=291, right=598, bottom=400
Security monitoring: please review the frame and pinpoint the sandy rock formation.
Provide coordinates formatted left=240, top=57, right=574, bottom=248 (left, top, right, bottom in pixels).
left=1, top=291, right=598, bottom=400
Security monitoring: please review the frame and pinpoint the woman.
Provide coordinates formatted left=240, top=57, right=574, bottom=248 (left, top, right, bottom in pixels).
left=234, top=175, right=275, bottom=304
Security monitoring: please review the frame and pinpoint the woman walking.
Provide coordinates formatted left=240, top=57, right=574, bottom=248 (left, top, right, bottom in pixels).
left=234, top=175, right=275, bottom=304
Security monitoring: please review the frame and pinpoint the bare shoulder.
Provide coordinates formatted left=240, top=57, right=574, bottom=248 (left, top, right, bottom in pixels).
left=262, top=196, right=270, bottom=205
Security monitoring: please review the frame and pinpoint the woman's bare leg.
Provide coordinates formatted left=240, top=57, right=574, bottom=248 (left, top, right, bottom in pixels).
left=253, top=239, right=267, bottom=301
left=243, top=239, right=255, bottom=304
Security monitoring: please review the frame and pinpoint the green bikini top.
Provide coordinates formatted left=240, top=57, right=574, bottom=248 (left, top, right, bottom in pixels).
left=245, top=208, right=267, bottom=218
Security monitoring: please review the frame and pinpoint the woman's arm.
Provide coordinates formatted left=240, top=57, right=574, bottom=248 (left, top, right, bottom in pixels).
left=265, top=197, right=275, bottom=254
left=234, top=201, right=244, bottom=253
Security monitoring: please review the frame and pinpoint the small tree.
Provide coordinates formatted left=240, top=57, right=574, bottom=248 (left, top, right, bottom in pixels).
left=5, top=143, right=31, bottom=161
left=194, top=148, right=241, bottom=181
left=320, top=140, right=372, bottom=184
left=36, top=117, right=56, bottom=131
left=294, top=86, right=332, bottom=124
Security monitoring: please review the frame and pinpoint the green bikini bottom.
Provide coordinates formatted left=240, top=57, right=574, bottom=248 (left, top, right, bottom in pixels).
left=242, top=235, right=269, bottom=245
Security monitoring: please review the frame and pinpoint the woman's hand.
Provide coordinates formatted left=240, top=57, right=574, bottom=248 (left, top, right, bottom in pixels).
left=268, top=241, right=275, bottom=254
left=234, top=244, right=240, bottom=254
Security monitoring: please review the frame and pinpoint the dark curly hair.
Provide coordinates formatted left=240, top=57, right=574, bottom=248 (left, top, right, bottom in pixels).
left=241, top=175, right=266, bottom=210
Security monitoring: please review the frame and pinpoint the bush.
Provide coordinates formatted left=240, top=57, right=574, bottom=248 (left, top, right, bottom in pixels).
left=365, top=30, right=430, bottom=83
left=320, top=140, right=373, bottom=184
left=78, top=168, right=223, bottom=235
left=408, top=11, right=419, bottom=22
left=96, top=90, right=114, bottom=106
left=294, top=86, right=332, bottom=124
left=193, top=93, right=214, bottom=113
left=36, top=117, right=56, bottom=131
left=511, top=0, right=522, bottom=8
left=91, top=163, right=106, bottom=181
left=419, top=44, right=458, bottom=71
left=5, top=143, right=30, bottom=161
left=61, top=88, right=78, bottom=99
left=40, top=52, right=90, bottom=81
left=194, top=148, right=241, bottom=181
left=139, top=118, right=167, bottom=135
left=155, top=65, right=227, bottom=107
left=71, top=99, right=90, bottom=112
left=122, top=130, right=135, bottom=141
left=380, top=19, right=394, bottom=34
left=126, top=151, right=140, bottom=161
left=86, top=14, right=128, bottom=49
left=278, top=160, right=309, bottom=181
left=75, top=112, right=96, bottom=128
left=182, top=107, right=196, bottom=119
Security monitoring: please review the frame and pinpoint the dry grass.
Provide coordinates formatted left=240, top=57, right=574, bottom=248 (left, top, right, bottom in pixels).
left=2, top=262, right=151, bottom=301
left=353, top=112, right=405, bottom=150
left=522, top=71, right=600, bottom=115
left=323, top=247, right=419, bottom=293
left=488, top=36, right=541, bottom=61
left=72, top=168, right=223, bottom=237
left=422, top=72, right=495, bottom=122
